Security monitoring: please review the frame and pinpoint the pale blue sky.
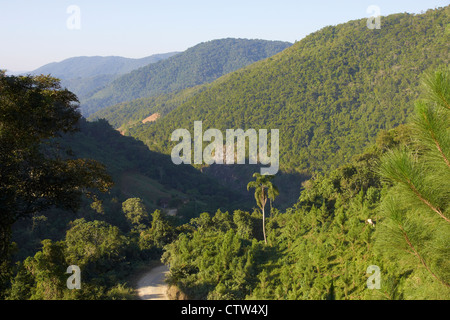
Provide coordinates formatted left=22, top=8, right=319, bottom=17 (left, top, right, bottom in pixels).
left=1, top=0, right=448, bottom=71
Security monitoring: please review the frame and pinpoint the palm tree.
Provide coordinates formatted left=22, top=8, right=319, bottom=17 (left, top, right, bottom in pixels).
left=247, top=173, right=278, bottom=244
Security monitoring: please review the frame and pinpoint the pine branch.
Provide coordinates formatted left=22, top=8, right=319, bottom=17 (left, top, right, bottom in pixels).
left=404, top=177, right=450, bottom=223
left=398, top=224, right=450, bottom=288
left=433, top=135, right=450, bottom=169
left=417, top=106, right=450, bottom=169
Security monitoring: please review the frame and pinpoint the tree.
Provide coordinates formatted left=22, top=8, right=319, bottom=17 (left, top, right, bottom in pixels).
left=64, top=219, right=128, bottom=282
left=0, top=72, right=113, bottom=289
left=139, top=210, right=175, bottom=251
left=247, top=173, right=278, bottom=244
left=122, top=198, right=149, bottom=232
left=376, top=68, right=450, bottom=295
left=7, top=239, right=68, bottom=300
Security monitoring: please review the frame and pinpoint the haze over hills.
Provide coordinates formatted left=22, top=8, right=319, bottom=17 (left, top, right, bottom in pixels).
left=81, top=38, right=292, bottom=116
left=31, top=54, right=179, bottom=79
left=29, top=53, right=179, bottom=102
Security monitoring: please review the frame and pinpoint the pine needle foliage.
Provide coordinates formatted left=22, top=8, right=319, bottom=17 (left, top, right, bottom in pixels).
left=376, top=68, right=450, bottom=296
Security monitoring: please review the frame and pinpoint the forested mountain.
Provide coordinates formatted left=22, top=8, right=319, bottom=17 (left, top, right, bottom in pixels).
left=81, top=38, right=292, bottom=116
left=30, top=53, right=178, bottom=101
left=124, top=8, right=448, bottom=178
left=2, top=65, right=448, bottom=300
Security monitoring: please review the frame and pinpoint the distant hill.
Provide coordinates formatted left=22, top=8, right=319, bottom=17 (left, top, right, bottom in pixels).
left=81, top=38, right=292, bottom=116
left=31, top=53, right=178, bottom=79
left=30, top=53, right=178, bottom=101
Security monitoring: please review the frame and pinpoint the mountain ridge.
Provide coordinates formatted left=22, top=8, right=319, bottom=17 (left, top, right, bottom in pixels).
left=81, top=38, right=292, bottom=116
left=30, top=53, right=179, bottom=79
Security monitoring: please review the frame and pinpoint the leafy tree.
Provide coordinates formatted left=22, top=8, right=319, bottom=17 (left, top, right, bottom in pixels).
left=19, top=239, right=67, bottom=300
left=8, top=219, right=138, bottom=300
left=139, top=210, right=176, bottom=252
left=64, top=219, right=129, bottom=285
left=233, top=210, right=256, bottom=239
left=122, top=198, right=149, bottom=232
left=247, top=173, right=278, bottom=244
left=0, top=72, right=113, bottom=293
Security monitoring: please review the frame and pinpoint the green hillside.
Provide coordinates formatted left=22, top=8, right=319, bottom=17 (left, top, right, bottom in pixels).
left=89, top=85, right=206, bottom=132
left=81, top=38, right=292, bottom=116
left=126, top=8, right=449, bottom=177
left=161, top=66, right=449, bottom=299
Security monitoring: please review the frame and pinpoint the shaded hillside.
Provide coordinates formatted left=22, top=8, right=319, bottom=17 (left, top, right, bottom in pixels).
left=61, top=118, right=248, bottom=217
left=11, top=116, right=250, bottom=260
left=81, top=38, right=292, bottom=116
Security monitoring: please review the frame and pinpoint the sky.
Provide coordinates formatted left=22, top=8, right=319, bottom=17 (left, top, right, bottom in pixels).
left=1, top=0, right=448, bottom=72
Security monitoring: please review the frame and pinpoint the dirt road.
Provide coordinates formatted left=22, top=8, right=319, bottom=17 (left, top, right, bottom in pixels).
left=136, top=264, right=170, bottom=300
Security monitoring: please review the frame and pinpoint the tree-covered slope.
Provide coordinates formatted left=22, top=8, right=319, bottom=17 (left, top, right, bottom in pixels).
left=127, top=7, right=449, bottom=175
left=81, top=38, right=292, bottom=116
left=89, top=85, right=206, bottom=132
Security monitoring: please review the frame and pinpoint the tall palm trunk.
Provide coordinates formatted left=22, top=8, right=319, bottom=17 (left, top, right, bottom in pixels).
left=261, top=187, right=267, bottom=245
left=247, top=173, right=277, bottom=246
left=262, top=205, right=267, bottom=244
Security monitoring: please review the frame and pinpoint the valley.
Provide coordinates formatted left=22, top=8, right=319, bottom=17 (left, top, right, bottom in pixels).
left=0, top=4, right=448, bottom=303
